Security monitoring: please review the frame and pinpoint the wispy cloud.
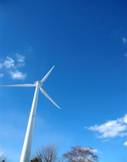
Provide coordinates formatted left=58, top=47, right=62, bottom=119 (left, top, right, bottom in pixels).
left=121, top=37, right=127, bottom=58
left=0, top=54, right=27, bottom=80
left=123, top=141, right=127, bottom=147
left=122, top=37, right=127, bottom=44
left=0, top=73, right=4, bottom=78
left=89, top=114, right=127, bottom=138
left=0, top=56, right=15, bottom=69
left=16, top=53, right=25, bottom=67
left=0, top=151, right=4, bottom=157
left=9, top=70, right=26, bottom=80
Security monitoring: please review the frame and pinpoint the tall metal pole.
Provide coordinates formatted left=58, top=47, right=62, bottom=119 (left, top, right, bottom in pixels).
left=20, top=81, right=40, bottom=162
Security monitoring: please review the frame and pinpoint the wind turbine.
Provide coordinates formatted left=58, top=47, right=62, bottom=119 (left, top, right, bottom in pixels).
left=0, top=66, right=60, bottom=162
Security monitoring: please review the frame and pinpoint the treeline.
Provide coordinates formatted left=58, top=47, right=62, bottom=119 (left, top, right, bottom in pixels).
left=0, top=145, right=98, bottom=162
left=31, top=145, right=98, bottom=162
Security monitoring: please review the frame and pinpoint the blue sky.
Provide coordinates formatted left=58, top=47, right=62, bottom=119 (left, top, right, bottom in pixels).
left=0, top=0, right=127, bottom=161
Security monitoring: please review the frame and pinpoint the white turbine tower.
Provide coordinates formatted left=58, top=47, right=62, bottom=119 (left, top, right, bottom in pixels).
left=0, top=66, right=60, bottom=162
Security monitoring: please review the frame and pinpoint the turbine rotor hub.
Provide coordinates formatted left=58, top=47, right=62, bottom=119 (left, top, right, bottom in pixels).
left=35, top=81, right=42, bottom=87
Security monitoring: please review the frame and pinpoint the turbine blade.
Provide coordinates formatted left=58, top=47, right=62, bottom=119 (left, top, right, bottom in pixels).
left=41, top=66, right=55, bottom=83
left=40, top=87, right=61, bottom=109
left=0, top=84, right=35, bottom=87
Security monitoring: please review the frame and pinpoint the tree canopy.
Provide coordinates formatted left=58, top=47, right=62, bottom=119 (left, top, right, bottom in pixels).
left=63, top=146, right=98, bottom=162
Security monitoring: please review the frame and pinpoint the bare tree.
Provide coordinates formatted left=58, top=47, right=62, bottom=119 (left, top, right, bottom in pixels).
left=31, top=145, right=57, bottom=162
left=63, top=146, right=98, bottom=162
left=31, top=157, right=41, bottom=162
left=0, top=160, right=5, bottom=162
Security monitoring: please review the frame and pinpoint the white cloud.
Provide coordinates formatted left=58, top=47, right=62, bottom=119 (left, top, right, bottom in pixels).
left=123, top=141, right=127, bottom=147
left=1, top=56, right=15, bottom=69
left=9, top=70, right=26, bottom=80
left=89, top=114, right=127, bottom=138
left=0, top=54, right=27, bottom=80
left=123, top=114, right=127, bottom=123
